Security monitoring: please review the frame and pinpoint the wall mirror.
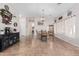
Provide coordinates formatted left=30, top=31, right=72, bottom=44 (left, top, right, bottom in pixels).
left=14, top=22, right=18, bottom=27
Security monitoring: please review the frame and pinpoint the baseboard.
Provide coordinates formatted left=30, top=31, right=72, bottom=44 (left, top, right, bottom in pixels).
left=55, top=34, right=79, bottom=47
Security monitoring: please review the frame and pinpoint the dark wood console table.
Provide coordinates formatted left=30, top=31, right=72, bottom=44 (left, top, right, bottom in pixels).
left=0, top=32, right=20, bottom=52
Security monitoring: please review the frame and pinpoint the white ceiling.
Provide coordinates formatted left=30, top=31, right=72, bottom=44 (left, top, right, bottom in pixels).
left=0, top=3, right=78, bottom=17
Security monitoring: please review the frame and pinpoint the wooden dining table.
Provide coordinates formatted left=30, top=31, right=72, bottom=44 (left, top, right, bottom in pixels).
left=36, top=30, right=54, bottom=41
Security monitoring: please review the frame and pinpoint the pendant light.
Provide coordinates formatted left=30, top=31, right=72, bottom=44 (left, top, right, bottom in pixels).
left=41, top=9, right=45, bottom=22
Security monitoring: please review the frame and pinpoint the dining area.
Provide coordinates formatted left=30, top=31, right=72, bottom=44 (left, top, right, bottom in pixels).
left=36, top=25, right=54, bottom=42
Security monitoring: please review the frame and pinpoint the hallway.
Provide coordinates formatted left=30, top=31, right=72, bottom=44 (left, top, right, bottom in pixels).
left=0, top=3, right=79, bottom=56
left=0, top=36, right=79, bottom=56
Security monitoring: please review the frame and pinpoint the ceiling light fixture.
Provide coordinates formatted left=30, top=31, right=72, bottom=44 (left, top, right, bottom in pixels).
left=57, top=3, right=62, bottom=5
left=41, top=9, right=45, bottom=22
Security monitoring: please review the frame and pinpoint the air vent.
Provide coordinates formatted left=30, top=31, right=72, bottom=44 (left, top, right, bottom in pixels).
left=58, top=16, right=63, bottom=20
left=54, top=20, right=56, bottom=23
left=67, top=11, right=72, bottom=16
